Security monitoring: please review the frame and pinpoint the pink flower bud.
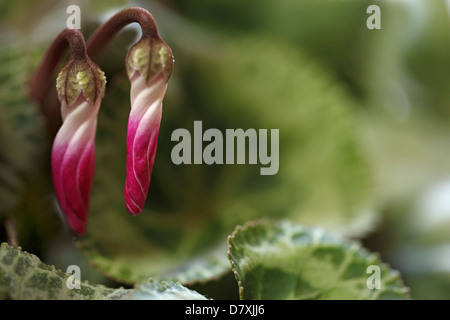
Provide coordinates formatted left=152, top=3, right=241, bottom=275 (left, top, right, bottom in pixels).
left=53, top=58, right=106, bottom=234
left=124, top=37, right=173, bottom=215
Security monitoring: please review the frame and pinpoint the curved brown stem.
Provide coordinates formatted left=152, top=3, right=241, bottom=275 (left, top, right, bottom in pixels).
left=28, top=28, right=88, bottom=105
left=27, top=8, right=163, bottom=137
left=5, top=217, right=18, bottom=248
left=86, top=7, right=159, bottom=61
left=27, top=29, right=89, bottom=137
left=29, top=8, right=160, bottom=107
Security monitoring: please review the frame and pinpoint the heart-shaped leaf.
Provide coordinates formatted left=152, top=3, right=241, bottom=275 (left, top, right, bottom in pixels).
left=130, top=281, right=208, bottom=300
left=0, top=242, right=207, bottom=300
left=0, top=45, right=45, bottom=217
left=227, top=220, right=410, bottom=299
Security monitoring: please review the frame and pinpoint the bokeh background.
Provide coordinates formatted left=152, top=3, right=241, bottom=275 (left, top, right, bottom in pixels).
left=1, top=0, right=450, bottom=299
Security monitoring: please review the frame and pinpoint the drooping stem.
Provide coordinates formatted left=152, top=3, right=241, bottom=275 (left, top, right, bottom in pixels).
left=29, top=8, right=161, bottom=107
left=28, top=28, right=89, bottom=137
left=28, top=28, right=88, bottom=106
left=4, top=217, right=18, bottom=248
left=86, top=7, right=159, bottom=61
left=27, top=8, right=165, bottom=137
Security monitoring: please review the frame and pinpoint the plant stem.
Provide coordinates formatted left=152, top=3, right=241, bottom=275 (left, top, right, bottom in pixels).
left=28, top=28, right=89, bottom=137
left=28, top=28, right=88, bottom=106
left=5, top=217, right=18, bottom=248
left=86, top=7, right=159, bottom=61
left=27, top=8, right=161, bottom=136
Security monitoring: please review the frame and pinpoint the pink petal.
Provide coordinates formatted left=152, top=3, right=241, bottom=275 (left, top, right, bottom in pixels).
left=52, top=98, right=99, bottom=234
left=124, top=74, right=167, bottom=215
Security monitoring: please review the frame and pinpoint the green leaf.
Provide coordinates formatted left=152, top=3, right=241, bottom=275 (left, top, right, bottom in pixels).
left=0, top=242, right=207, bottom=300
left=0, top=43, right=64, bottom=254
left=130, top=281, right=208, bottom=300
left=172, top=0, right=368, bottom=89
left=0, top=242, right=129, bottom=299
left=194, top=35, right=375, bottom=235
left=227, top=220, right=410, bottom=300
left=0, top=45, right=45, bottom=217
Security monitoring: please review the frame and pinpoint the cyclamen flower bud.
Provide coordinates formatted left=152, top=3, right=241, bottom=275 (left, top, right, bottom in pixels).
left=124, top=37, right=173, bottom=215
left=52, top=57, right=106, bottom=234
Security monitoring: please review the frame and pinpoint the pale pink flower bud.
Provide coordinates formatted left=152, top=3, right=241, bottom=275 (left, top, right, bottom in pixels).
left=124, top=37, right=173, bottom=215
left=53, top=58, right=106, bottom=234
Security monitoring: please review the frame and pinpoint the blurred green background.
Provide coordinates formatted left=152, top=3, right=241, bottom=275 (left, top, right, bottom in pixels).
left=1, top=0, right=450, bottom=299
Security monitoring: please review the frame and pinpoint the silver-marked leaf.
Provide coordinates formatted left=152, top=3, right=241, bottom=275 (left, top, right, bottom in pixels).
left=0, top=243, right=206, bottom=300
left=0, top=242, right=129, bottom=299
left=227, top=220, right=410, bottom=300
left=130, top=281, right=208, bottom=300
